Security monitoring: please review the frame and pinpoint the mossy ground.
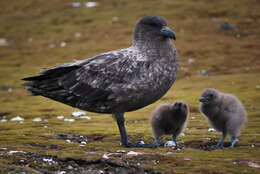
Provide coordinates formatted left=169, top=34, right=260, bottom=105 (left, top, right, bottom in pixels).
left=0, top=0, right=260, bottom=173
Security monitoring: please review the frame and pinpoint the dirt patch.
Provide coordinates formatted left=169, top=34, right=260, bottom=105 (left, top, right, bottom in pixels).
left=27, top=142, right=64, bottom=150
left=57, top=133, right=105, bottom=143
left=184, top=140, right=229, bottom=151
left=1, top=151, right=164, bottom=174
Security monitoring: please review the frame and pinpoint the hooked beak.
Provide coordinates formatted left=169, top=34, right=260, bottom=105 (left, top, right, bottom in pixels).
left=199, top=97, right=209, bottom=103
left=160, top=26, right=176, bottom=40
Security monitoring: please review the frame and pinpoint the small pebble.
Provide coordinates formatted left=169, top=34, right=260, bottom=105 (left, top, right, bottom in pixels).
left=0, top=38, right=8, bottom=46
left=79, top=141, right=87, bottom=146
left=0, top=119, right=7, bottom=123
left=85, top=2, right=98, bottom=8
left=57, top=115, right=64, bottom=119
left=48, top=43, right=56, bottom=48
left=8, top=150, right=26, bottom=155
left=74, top=32, right=82, bottom=38
left=116, top=150, right=126, bottom=153
left=71, top=2, right=81, bottom=8
left=32, top=117, right=42, bottom=122
left=80, top=116, right=91, bottom=120
left=164, top=141, right=177, bottom=147
left=60, top=41, right=66, bottom=47
left=10, top=116, right=24, bottom=121
left=208, top=128, right=216, bottom=132
left=64, top=118, right=75, bottom=122
left=126, top=151, right=143, bottom=156
left=72, top=111, right=86, bottom=117
left=219, top=22, right=234, bottom=31
left=102, top=154, right=109, bottom=159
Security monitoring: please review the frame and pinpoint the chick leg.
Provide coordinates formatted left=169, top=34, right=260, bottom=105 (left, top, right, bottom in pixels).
left=213, top=131, right=226, bottom=149
left=229, top=137, right=238, bottom=148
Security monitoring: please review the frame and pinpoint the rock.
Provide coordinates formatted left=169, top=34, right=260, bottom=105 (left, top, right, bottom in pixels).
left=116, top=150, right=126, bottom=153
left=80, top=116, right=91, bottom=120
left=85, top=2, right=98, bottom=8
left=57, top=115, right=64, bottom=119
left=58, top=171, right=66, bottom=174
left=208, top=128, right=216, bottom=132
left=71, top=2, right=81, bottom=8
left=164, top=141, right=177, bottom=147
left=48, top=43, right=56, bottom=48
left=102, top=154, right=109, bottom=159
left=74, top=32, right=82, bottom=38
left=8, top=150, right=26, bottom=155
left=187, top=58, right=194, bottom=64
left=79, top=141, right=87, bottom=146
left=60, top=41, right=66, bottom=47
left=0, top=119, right=7, bottom=123
left=137, top=141, right=145, bottom=145
left=219, top=22, right=234, bottom=31
left=126, top=151, right=143, bottom=156
left=66, top=139, right=72, bottom=143
left=32, top=117, right=42, bottom=122
left=200, top=69, right=209, bottom=76
left=0, top=38, right=8, bottom=46
left=10, top=116, right=24, bottom=121
left=28, top=38, right=33, bottom=43
left=64, top=118, right=75, bottom=122
left=72, top=111, right=86, bottom=117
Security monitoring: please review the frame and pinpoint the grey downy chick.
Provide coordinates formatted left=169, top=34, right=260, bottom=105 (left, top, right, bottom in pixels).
left=199, top=88, right=247, bottom=148
left=151, top=102, right=189, bottom=147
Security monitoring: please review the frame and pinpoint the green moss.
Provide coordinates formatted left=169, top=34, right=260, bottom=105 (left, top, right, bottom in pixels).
left=0, top=0, right=260, bottom=173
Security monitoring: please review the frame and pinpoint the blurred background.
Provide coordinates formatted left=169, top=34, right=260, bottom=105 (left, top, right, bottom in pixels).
left=0, top=0, right=260, bottom=173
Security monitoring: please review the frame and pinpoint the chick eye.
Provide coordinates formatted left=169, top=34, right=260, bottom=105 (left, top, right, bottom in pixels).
left=209, top=94, right=214, bottom=98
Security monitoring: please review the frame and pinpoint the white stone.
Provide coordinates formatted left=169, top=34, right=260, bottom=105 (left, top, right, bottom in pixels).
left=10, top=116, right=24, bottom=121
left=102, top=154, right=109, bottom=159
left=57, top=115, right=64, bottom=119
left=72, top=111, right=86, bottom=117
left=138, top=141, right=145, bottom=145
left=164, top=141, right=177, bottom=147
left=74, top=32, right=82, bottom=38
left=32, top=117, right=42, bottom=122
left=60, top=41, right=66, bottom=47
left=79, top=141, right=87, bottom=146
left=85, top=2, right=98, bottom=8
left=71, top=2, right=81, bottom=8
left=66, top=139, right=71, bottom=143
left=0, top=38, right=8, bottom=46
left=116, top=150, right=126, bottom=153
left=8, top=150, right=26, bottom=155
left=0, top=119, right=7, bottom=123
left=126, top=151, right=143, bottom=156
left=208, top=128, right=216, bottom=132
left=58, top=171, right=66, bottom=174
left=80, top=116, right=91, bottom=120
left=64, top=118, right=75, bottom=122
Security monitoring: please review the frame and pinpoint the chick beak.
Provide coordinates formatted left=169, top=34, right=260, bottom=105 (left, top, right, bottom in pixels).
left=160, top=26, right=176, bottom=40
left=199, top=97, right=209, bottom=103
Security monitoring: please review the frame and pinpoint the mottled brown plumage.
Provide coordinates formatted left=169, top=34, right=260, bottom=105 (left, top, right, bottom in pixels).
left=199, top=88, right=247, bottom=148
left=23, top=16, right=178, bottom=148
left=151, top=102, right=189, bottom=146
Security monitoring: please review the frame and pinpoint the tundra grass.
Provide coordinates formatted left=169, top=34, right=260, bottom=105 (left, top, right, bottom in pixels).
left=0, top=0, right=260, bottom=173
